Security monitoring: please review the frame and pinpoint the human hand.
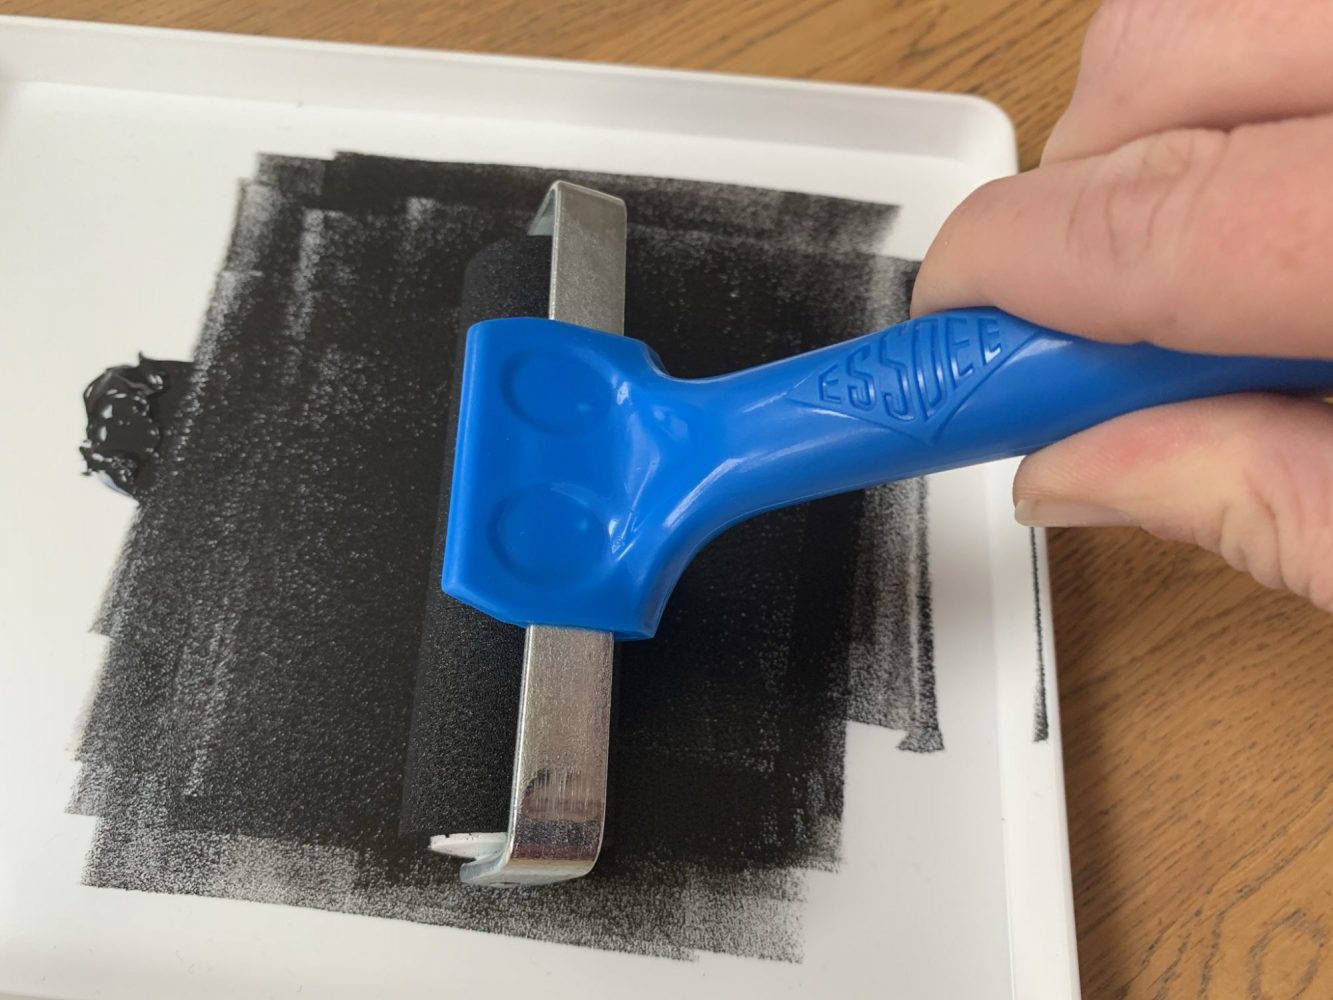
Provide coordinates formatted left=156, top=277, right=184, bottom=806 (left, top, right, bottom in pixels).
left=911, top=0, right=1333, bottom=609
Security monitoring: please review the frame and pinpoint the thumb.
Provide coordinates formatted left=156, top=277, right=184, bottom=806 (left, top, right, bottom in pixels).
left=1013, top=394, right=1333, bottom=611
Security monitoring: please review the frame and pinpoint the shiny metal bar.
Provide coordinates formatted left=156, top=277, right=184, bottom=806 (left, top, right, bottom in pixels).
left=431, top=181, right=625, bottom=887
left=528, top=181, right=627, bottom=332
left=458, top=626, right=615, bottom=886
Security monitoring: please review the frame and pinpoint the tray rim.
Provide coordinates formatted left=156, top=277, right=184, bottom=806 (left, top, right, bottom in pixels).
left=0, top=14, right=1017, bottom=177
left=0, top=14, right=1077, bottom=999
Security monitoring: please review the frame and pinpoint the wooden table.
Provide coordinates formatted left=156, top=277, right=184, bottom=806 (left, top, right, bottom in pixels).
left=8, top=2, right=1330, bottom=996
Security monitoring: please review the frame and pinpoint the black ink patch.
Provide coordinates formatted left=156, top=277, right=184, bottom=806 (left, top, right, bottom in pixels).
left=1030, top=527, right=1050, bottom=743
left=71, top=155, right=936, bottom=962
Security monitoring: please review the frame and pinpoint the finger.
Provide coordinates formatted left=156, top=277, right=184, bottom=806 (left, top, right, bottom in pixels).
left=911, top=113, right=1333, bottom=358
left=1013, top=394, right=1333, bottom=611
left=1044, top=0, right=1333, bottom=163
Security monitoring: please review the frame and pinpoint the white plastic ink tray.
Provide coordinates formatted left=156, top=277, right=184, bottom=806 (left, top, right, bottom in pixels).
left=0, top=15, right=1078, bottom=1000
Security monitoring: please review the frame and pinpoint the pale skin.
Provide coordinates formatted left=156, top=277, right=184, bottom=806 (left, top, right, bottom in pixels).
left=911, top=0, right=1333, bottom=611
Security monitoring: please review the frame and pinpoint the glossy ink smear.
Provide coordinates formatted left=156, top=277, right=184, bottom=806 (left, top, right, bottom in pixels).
left=72, top=154, right=936, bottom=961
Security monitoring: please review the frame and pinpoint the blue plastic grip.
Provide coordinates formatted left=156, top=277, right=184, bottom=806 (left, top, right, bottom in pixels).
left=442, top=307, right=1333, bottom=639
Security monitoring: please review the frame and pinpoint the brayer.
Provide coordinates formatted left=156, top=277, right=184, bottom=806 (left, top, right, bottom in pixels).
left=436, top=180, right=1333, bottom=887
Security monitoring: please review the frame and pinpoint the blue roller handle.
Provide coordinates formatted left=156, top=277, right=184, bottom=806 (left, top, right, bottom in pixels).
left=442, top=307, right=1333, bottom=639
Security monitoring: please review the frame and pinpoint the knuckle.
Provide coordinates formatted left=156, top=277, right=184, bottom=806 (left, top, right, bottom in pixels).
left=1214, top=402, right=1333, bottom=607
left=1079, top=0, right=1140, bottom=69
left=1263, top=442, right=1333, bottom=611
left=1064, top=128, right=1230, bottom=331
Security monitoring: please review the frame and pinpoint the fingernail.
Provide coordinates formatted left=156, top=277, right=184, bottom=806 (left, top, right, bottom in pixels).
left=1013, top=499, right=1137, bottom=528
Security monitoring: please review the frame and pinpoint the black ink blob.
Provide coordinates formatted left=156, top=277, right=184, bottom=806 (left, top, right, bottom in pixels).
left=80, top=356, right=192, bottom=498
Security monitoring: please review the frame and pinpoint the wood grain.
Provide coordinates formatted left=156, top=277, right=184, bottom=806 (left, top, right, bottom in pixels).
left=5, top=2, right=1330, bottom=996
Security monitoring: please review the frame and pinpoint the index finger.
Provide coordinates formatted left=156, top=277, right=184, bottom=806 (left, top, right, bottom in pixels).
left=1044, top=0, right=1333, bottom=163
left=911, top=114, right=1333, bottom=359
